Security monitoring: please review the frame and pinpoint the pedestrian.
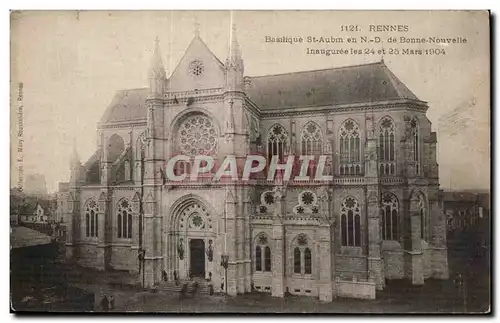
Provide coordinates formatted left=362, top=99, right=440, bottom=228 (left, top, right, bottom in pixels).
left=100, top=295, right=109, bottom=312
left=109, top=295, right=115, bottom=310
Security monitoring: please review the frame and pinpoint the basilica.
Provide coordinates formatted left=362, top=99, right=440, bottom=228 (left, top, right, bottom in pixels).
left=62, top=26, right=449, bottom=301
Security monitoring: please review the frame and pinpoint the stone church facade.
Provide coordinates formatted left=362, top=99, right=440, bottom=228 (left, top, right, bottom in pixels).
left=63, top=27, right=449, bottom=301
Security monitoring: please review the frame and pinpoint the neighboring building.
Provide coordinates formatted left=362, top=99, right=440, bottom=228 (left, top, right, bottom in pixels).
left=11, top=226, right=94, bottom=311
left=19, top=201, right=51, bottom=224
left=56, top=182, right=70, bottom=224
left=63, top=27, right=448, bottom=301
left=24, top=174, right=48, bottom=197
left=10, top=187, right=26, bottom=225
left=54, top=182, right=70, bottom=242
left=442, top=191, right=490, bottom=232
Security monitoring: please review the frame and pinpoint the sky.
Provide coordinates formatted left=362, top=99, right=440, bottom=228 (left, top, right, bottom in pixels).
left=10, top=10, right=490, bottom=193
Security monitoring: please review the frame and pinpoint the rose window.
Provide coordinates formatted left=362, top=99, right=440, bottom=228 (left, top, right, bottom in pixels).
left=178, top=115, right=218, bottom=156
left=293, top=190, right=319, bottom=215
left=191, top=213, right=204, bottom=228
left=179, top=202, right=213, bottom=231
left=301, top=191, right=315, bottom=205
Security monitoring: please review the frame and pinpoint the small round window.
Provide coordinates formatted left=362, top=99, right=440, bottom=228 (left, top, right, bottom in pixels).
left=189, top=60, right=204, bottom=77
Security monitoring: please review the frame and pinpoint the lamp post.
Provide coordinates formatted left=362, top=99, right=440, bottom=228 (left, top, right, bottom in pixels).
left=138, top=248, right=146, bottom=288
left=220, top=254, right=229, bottom=295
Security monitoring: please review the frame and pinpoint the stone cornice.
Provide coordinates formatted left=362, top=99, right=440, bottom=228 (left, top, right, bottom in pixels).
left=244, top=97, right=262, bottom=118
left=164, top=87, right=225, bottom=99
left=260, top=100, right=428, bottom=118
left=165, top=94, right=225, bottom=106
left=98, top=120, right=146, bottom=130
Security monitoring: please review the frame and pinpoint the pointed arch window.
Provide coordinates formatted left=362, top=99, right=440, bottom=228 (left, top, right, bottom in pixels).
left=124, top=160, right=131, bottom=181
left=267, top=124, right=288, bottom=163
left=304, top=248, right=312, bottom=274
left=117, top=199, right=132, bottom=239
left=255, top=234, right=271, bottom=272
left=264, top=246, right=271, bottom=271
left=379, top=117, right=396, bottom=175
left=381, top=193, right=399, bottom=241
left=340, top=197, right=361, bottom=247
left=84, top=199, right=99, bottom=238
left=107, top=134, right=125, bottom=163
left=418, top=195, right=426, bottom=240
left=255, top=246, right=262, bottom=271
left=292, top=234, right=312, bottom=275
left=293, top=247, right=301, bottom=274
left=135, top=131, right=146, bottom=183
left=301, top=122, right=324, bottom=176
left=301, top=122, right=322, bottom=155
left=339, top=119, right=361, bottom=175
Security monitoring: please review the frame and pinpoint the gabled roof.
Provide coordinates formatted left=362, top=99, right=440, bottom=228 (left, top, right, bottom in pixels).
left=98, top=61, right=421, bottom=124
left=169, top=35, right=225, bottom=78
left=99, top=88, right=149, bottom=124
left=246, top=61, right=420, bottom=110
left=37, top=200, right=51, bottom=213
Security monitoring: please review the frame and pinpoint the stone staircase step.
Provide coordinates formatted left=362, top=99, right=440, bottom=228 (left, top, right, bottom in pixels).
left=157, top=280, right=214, bottom=295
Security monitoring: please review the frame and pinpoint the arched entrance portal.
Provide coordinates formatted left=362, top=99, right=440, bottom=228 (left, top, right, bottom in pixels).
left=166, top=195, right=217, bottom=281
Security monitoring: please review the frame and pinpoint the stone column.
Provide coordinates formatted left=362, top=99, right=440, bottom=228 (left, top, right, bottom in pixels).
left=243, top=188, right=253, bottom=293
left=317, top=223, right=333, bottom=301
left=97, top=190, right=111, bottom=271
left=142, top=189, right=163, bottom=287
left=66, top=191, right=79, bottom=260
left=364, top=115, right=384, bottom=290
left=131, top=191, right=141, bottom=274
left=225, top=188, right=238, bottom=296
left=271, top=187, right=286, bottom=298
left=408, top=194, right=424, bottom=285
left=429, top=189, right=449, bottom=279
left=271, top=219, right=285, bottom=298
left=367, top=188, right=384, bottom=290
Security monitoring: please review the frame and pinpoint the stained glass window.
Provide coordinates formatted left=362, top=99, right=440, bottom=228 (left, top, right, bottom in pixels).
left=85, top=199, right=99, bottom=238
left=255, top=234, right=271, bottom=272
left=340, top=197, right=361, bottom=246
left=381, top=193, right=399, bottom=240
left=267, top=124, right=288, bottom=163
left=339, top=119, right=361, bottom=175
left=301, top=122, right=322, bottom=155
left=178, top=114, right=218, bottom=156
left=117, top=199, right=132, bottom=239
left=379, top=117, right=396, bottom=175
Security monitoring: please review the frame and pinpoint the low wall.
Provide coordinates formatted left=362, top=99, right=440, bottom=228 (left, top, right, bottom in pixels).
left=335, top=277, right=376, bottom=300
left=252, top=272, right=272, bottom=293
left=287, top=276, right=317, bottom=297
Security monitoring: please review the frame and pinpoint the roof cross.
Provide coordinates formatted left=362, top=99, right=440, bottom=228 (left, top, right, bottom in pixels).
left=194, top=18, right=200, bottom=37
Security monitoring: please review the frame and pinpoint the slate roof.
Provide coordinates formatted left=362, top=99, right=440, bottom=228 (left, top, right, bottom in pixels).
left=99, top=61, right=420, bottom=123
left=99, top=88, right=149, bottom=123
left=246, top=61, right=420, bottom=110
left=441, top=191, right=479, bottom=203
